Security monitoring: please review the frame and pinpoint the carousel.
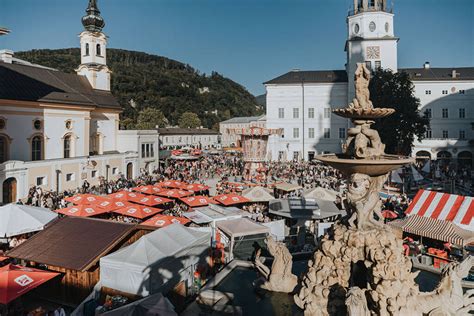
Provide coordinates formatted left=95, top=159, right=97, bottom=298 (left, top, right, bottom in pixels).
left=227, top=127, right=283, bottom=182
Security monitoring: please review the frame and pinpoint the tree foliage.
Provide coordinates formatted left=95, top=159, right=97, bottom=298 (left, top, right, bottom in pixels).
left=369, top=69, right=430, bottom=155
left=178, top=111, right=201, bottom=128
left=135, top=108, right=168, bottom=130
left=16, top=48, right=262, bottom=129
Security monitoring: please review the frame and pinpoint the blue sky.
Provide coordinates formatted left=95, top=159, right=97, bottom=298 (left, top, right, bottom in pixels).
left=1, top=0, right=473, bottom=95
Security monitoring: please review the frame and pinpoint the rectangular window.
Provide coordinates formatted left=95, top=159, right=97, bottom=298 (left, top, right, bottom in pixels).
left=459, top=90, right=465, bottom=94
left=365, top=61, right=372, bottom=71
left=442, top=90, right=448, bottom=95
left=424, top=109, right=432, bottom=118
left=442, top=108, right=448, bottom=118
left=324, top=128, right=330, bottom=139
left=141, top=144, right=146, bottom=158
left=442, top=130, right=449, bottom=138
left=459, top=130, right=466, bottom=139
left=66, top=173, right=74, bottom=182
left=293, top=108, right=299, bottom=119
left=36, top=176, right=46, bottom=186
left=425, top=90, right=431, bottom=95
left=278, top=151, right=285, bottom=161
left=293, top=128, right=299, bottom=138
left=150, top=144, right=154, bottom=157
left=374, top=60, right=381, bottom=69
left=308, top=128, right=315, bottom=139
left=278, top=108, right=284, bottom=119
left=324, top=108, right=331, bottom=119
left=293, top=151, right=299, bottom=160
left=91, top=170, right=97, bottom=178
left=425, top=129, right=432, bottom=138
left=459, top=108, right=465, bottom=118
left=308, top=108, right=315, bottom=119
left=339, top=128, right=346, bottom=139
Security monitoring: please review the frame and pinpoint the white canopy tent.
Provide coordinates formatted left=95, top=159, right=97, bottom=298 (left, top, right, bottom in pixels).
left=242, top=186, right=274, bottom=202
left=0, top=204, right=58, bottom=238
left=411, top=165, right=424, bottom=182
left=100, top=224, right=211, bottom=296
left=303, top=187, right=339, bottom=202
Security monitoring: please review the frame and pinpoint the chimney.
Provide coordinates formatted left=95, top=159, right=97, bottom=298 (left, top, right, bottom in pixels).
left=0, top=49, right=13, bottom=64
left=452, top=70, right=457, bottom=78
left=423, top=62, right=430, bottom=69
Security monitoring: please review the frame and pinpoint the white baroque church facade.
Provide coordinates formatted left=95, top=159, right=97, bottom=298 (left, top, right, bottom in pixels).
left=0, top=0, right=159, bottom=204
left=265, top=0, right=474, bottom=166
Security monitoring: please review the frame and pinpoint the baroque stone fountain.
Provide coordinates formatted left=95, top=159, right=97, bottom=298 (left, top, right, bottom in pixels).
left=286, top=63, right=473, bottom=316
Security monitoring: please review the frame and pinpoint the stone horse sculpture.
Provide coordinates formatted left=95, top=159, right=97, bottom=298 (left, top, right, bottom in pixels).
left=254, top=236, right=298, bottom=293
left=402, top=256, right=474, bottom=316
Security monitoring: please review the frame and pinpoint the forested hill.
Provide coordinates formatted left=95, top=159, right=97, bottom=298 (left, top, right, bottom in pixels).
left=16, top=48, right=262, bottom=129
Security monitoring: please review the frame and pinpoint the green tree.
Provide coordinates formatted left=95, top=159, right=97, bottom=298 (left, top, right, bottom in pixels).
left=119, top=117, right=135, bottom=130
left=369, top=69, right=430, bottom=155
left=135, top=107, right=168, bottom=130
left=178, top=111, right=202, bottom=128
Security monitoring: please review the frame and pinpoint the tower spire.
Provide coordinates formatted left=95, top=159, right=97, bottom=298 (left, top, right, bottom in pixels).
left=82, top=0, right=105, bottom=32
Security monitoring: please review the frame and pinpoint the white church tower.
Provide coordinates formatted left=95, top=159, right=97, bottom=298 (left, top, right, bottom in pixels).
left=76, top=0, right=111, bottom=91
left=346, top=0, right=398, bottom=101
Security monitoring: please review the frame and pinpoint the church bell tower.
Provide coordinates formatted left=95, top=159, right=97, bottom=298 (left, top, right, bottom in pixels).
left=76, top=0, right=111, bottom=91
left=345, top=0, right=398, bottom=101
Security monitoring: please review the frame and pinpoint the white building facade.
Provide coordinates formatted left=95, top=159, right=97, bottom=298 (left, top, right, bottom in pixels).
left=158, top=128, right=220, bottom=150
left=265, top=0, right=473, bottom=165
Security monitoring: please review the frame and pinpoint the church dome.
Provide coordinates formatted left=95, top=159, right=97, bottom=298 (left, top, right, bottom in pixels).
left=81, top=0, right=105, bottom=32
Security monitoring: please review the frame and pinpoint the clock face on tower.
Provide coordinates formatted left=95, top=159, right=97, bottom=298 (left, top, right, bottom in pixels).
left=366, top=46, right=380, bottom=59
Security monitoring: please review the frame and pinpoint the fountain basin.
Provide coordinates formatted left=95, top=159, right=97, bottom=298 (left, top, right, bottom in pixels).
left=315, top=154, right=415, bottom=176
left=332, top=107, right=395, bottom=119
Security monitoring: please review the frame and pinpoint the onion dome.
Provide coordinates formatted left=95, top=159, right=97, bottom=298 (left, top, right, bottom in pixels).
left=81, top=0, right=105, bottom=32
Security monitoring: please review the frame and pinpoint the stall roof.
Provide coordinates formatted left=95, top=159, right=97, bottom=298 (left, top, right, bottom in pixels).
left=242, top=186, right=275, bottom=202
left=7, top=217, right=135, bottom=271
left=185, top=204, right=250, bottom=224
left=389, top=215, right=474, bottom=246
left=274, top=183, right=302, bottom=192
left=303, top=187, right=339, bottom=202
left=216, top=218, right=269, bottom=238
left=268, top=198, right=345, bottom=220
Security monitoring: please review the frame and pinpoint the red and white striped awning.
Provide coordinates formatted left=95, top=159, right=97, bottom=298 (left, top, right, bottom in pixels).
left=405, top=189, right=473, bottom=231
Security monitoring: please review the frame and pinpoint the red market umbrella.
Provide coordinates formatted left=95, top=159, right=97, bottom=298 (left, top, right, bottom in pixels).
left=96, top=200, right=135, bottom=212
left=0, top=256, right=8, bottom=262
left=382, top=210, right=398, bottom=219
left=56, top=204, right=110, bottom=217
left=132, top=185, right=165, bottom=195
left=156, top=189, right=194, bottom=199
left=158, top=180, right=187, bottom=189
left=107, top=191, right=147, bottom=202
left=181, top=183, right=210, bottom=192
left=180, top=196, right=215, bottom=207
left=141, top=215, right=190, bottom=228
left=0, top=264, right=60, bottom=304
left=64, top=194, right=107, bottom=205
left=129, top=195, right=173, bottom=207
left=113, top=205, right=164, bottom=219
left=213, top=193, right=250, bottom=206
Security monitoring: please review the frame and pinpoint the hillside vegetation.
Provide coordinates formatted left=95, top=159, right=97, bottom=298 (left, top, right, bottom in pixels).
left=16, top=48, right=262, bottom=129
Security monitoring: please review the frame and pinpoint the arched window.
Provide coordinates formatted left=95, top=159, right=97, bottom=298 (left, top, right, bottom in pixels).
left=64, top=135, right=71, bottom=158
left=85, top=43, right=90, bottom=56
left=0, top=136, right=7, bottom=163
left=31, top=136, right=42, bottom=161
left=96, top=44, right=101, bottom=56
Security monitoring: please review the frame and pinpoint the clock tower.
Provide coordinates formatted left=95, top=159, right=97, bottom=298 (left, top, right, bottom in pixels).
left=76, top=0, right=111, bottom=91
left=345, top=0, right=398, bottom=101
